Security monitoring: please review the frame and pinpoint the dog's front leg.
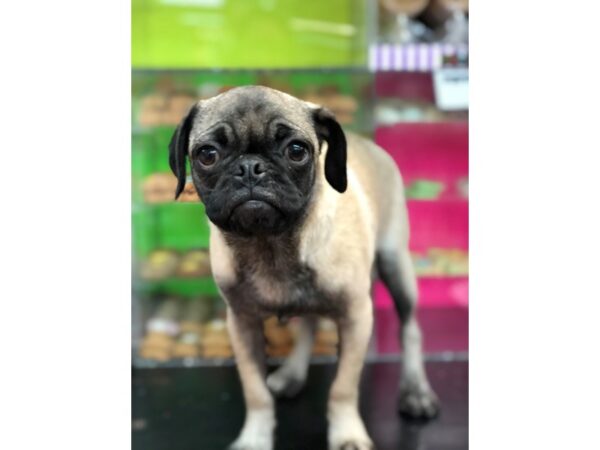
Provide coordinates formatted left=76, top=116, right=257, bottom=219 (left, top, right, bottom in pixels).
left=328, top=297, right=374, bottom=450
left=227, top=307, right=275, bottom=450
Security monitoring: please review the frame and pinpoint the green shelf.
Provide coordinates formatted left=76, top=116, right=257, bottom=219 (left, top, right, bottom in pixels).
left=134, top=276, right=219, bottom=297
left=132, top=202, right=211, bottom=257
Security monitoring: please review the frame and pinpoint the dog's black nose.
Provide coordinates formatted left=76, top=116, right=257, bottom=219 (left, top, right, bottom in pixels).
left=235, top=156, right=267, bottom=185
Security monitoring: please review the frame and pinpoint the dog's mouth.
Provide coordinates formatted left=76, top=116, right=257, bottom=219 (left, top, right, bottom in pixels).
left=228, top=188, right=280, bottom=213
left=228, top=192, right=283, bottom=233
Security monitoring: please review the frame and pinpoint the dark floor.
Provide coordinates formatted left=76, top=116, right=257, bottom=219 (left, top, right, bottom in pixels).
left=132, top=360, right=468, bottom=450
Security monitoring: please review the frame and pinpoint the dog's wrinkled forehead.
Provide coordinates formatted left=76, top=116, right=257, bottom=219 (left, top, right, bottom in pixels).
left=189, top=86, right=316, bottom=148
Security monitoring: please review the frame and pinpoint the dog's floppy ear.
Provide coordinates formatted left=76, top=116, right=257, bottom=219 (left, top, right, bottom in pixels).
left=169, top=104, right=199, bottom=199
left=311, top=107, right=347, bottom=193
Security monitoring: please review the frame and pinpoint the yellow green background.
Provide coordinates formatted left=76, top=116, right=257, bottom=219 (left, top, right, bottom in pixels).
left=132, top=0, right=369, bottom=68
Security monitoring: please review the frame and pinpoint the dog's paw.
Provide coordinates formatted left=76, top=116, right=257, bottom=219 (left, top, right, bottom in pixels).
left=229, top=410, right=275, bottom=450
left=266, top=367, right=306, bottom=398
left=228, top=431, right=273, bottom=450
left=328, top=405, right=374, bottom=450
left=329, top=432, right=374, bottom=450
left=334, top=440, right=374, bottom=450
left=397, top=385, right=440, bottom=420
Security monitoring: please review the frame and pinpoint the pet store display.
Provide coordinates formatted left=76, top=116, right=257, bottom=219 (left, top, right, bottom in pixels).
left=142, top=173, right=178, bottom=204
left=139, top=297, right=182, bottom=361
left=142, top=173, right=200, bottom=204
left=139, top=249, right=211, bottom=282
left=202, top=318, right=233, bottom=358
left=301, top=86, right=359, bottom=125
left=137, top=81, right=362, bottom=129
left=139, top=93, right=197, bottom=127
left=138, top=297, right=341, bottom=363
left=139, top=249, right=181, bottom=281
left=177, top=182, right=201, bottom=202
left=175, top=249, right=211, bottom=278
left=173, top=298, right=214, bottom=358
left=313, top=318, right=339, bottom=356
left=264, top=316, right=294, bottom=358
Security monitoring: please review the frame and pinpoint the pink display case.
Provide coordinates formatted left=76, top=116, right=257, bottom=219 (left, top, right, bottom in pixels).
left=373, top=122, right=468, bottom=353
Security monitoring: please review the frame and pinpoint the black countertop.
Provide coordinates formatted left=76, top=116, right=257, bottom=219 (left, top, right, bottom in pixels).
left=133, top=360, right=468, bottom=450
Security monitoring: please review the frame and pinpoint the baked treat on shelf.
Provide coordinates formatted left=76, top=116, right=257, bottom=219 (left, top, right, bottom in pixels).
left=169, top=94, right=196, bottom=113
left=139, top=332, right=174, bottom=361
left=139, top=249, right=180, bottom=281
left=139, top=298, right=182, bottom=361
left=163, top=94, right=197, bottom=125
left=301, top=87, right=358, bottom=126
left=264, top=316, right=293, bottom=346
left=202, top=318, right=233, bottom=358
left=143, top=173, right=201, bottom=204
left=171, top=332, right=202, bottom=358
left=175, top=249, right=211, bottom=278
left=264, top=316, right=294, bottom=357
left=138, top=94, right=168, bottom=127
left=173, top=297, right=214, bottom=359
left=315, top=318, right=339, bottom=345
left=142, top=173, right=178, bottom=204
left=312, top=342, right=338, bottom=356
left=140, top=94, right=168, bottom=111
left=177, top=182, right=201, bottom=202
left=138, top=91, right=198, bottom=127
left=266, top=344, right=293, bottom=358
left=313, top=318, right=339, bottom=356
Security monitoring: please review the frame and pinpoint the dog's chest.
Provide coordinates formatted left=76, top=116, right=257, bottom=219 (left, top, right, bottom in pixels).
left=222, top=255, right=343, bottom=318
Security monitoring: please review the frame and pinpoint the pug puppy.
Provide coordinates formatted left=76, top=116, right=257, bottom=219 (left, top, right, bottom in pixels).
left=169, top=86, right=439, bottom=450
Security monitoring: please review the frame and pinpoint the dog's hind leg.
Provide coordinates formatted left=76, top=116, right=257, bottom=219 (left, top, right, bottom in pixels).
left=266, top=315, right=317, bottom=398
left=377, top=230, right=440, bottom=419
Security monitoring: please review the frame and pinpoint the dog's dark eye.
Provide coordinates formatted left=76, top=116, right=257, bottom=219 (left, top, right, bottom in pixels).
left=287, top=142, right=308, bottom=163
left=197, top=147, right=219, bottom=167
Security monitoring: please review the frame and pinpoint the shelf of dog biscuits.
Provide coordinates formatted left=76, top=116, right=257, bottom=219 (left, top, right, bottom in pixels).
left=135, top=247, right=219, bottom=297
left=140, top=248, right=211, bottom=279
left=132, top=170, right=214, bottom=296
left=131, top=72, right=374, bottom=137
left=140, top=173, right=200, bottom=205
left=135, top=297, right=342, bottom=367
